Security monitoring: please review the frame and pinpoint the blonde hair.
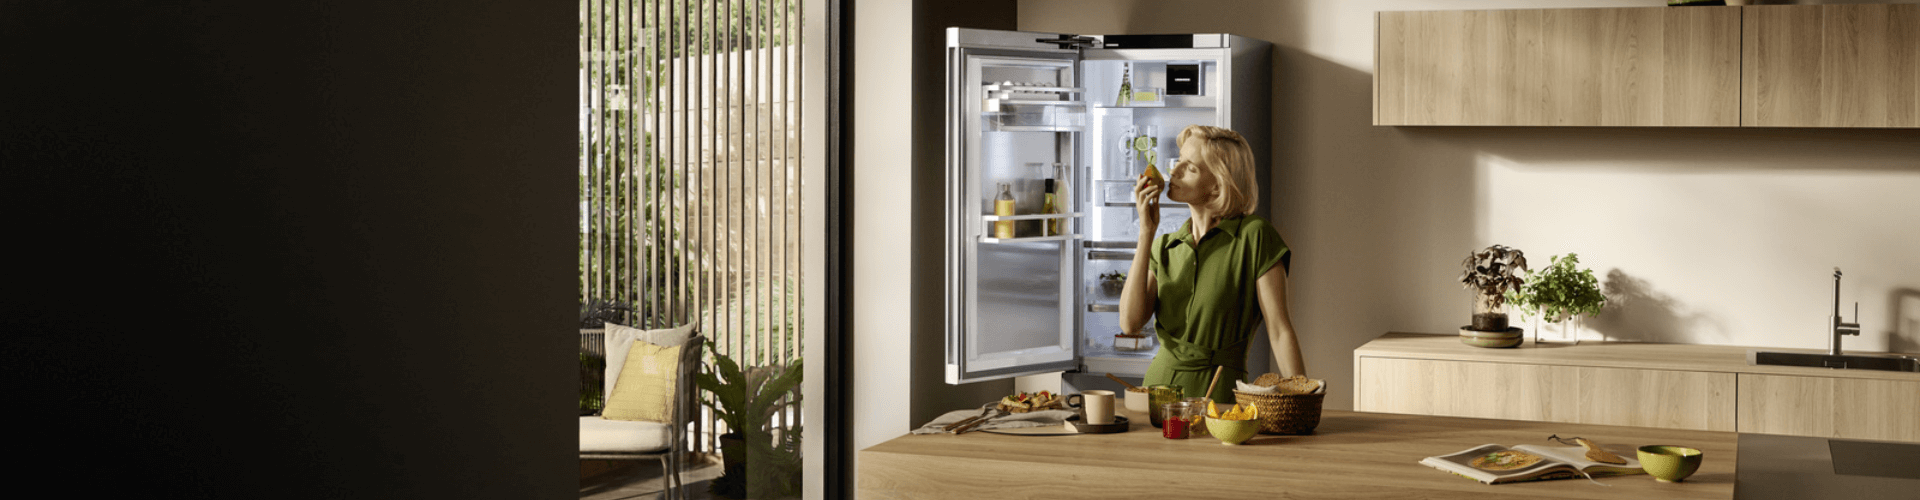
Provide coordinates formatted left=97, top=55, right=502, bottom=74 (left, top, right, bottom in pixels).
left=1176, top=125, right=1258, bottom=216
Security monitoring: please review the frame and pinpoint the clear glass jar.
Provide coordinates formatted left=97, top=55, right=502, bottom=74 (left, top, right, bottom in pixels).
left=1147, top=385, right=1182, bottom=427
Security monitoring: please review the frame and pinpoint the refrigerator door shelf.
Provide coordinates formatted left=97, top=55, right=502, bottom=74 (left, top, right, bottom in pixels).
left=984, top=105, right=1087, bottom=130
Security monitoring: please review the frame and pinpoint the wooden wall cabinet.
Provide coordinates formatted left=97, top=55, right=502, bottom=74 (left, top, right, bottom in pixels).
left=1375, top=7, right=1741, bottom=126
left=1743, top=4, right=1920, bottom=128
left=1376, top=5, right=1920, bottom=128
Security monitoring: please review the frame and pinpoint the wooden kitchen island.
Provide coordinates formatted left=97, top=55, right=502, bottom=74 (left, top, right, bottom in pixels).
left=860, top=409, right=1736, bottom=499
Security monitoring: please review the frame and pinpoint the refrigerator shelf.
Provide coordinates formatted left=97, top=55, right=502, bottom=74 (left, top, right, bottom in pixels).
left=1100, top=201, right=1189, bottom=208
left=1087, top=303, right=1119, bottom=313
left=982, top=84, right=1084, bottom=93
left=1087, top=250, right=1133, bottom=261
left=979, top=233, right=1081, bottom=244
left=985, top=99, right=1083, bottom=107
left=990, top=125, right=1084, bottom=132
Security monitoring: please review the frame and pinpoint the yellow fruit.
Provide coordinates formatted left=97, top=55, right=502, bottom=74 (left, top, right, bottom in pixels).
left=1143, top=162, right=1163, bottom=186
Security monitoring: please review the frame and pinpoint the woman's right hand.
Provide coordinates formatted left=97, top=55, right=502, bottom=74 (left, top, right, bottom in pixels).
left=1134, top=173, right=1162, bottom=236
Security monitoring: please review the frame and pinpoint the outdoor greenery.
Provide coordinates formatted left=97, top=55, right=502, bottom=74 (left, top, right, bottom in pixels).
left=694, top=341, right=804, bottom=499
left=582, top=2, right=805, bottom=496
left=1506, top=253, right=1607, bottom=322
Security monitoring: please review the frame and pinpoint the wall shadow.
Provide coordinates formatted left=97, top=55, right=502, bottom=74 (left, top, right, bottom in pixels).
left=1588, top=269, right=1729, bottom=345
left=911, top=0, right=1021, bottom=429
left=1890, top=287, right=1920, bottom=354
left=1404, top=127, right=1920, bottom=174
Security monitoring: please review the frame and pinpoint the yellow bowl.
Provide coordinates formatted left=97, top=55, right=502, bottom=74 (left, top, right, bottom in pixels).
left=1205, top=417, right=1259, bottom=445
left=1637, top=445, right=1703, bottom=483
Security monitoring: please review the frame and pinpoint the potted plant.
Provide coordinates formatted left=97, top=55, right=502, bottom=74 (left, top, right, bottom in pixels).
left=1459, top=245, right=1529, bottom=332
left=694, top=342, right=804, bottom=499
left=1506, top=253, right=1607, bottom=345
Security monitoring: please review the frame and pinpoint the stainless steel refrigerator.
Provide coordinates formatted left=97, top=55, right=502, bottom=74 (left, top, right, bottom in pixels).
left=944, top=28, right=1272, bottom=385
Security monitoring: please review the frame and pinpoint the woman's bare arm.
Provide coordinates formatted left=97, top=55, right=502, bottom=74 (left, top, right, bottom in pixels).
left=1119, top=175, right=1161, bottom=335
left=1257, top=263, right=1305, bottom=377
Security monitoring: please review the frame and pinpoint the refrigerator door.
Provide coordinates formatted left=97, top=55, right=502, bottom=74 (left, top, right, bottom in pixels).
left=945, top=28, right=1088, bottom=384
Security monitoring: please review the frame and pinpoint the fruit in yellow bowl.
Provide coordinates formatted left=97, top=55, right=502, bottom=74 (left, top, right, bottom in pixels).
left=1206, top=416, right=1259, bottom=445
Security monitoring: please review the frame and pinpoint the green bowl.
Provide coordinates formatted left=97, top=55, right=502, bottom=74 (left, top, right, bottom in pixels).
left=1206, top=417, right=1259, bottom=445
left=1637, top=445, right=1703, bottom=482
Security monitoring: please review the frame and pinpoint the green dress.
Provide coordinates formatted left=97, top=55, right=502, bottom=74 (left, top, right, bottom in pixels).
left=1142, top=215, right=1290, bottom=404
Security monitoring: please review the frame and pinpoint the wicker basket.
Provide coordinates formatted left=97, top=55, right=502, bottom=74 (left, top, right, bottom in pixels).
left=1233, top=389, right=1324, bottom=435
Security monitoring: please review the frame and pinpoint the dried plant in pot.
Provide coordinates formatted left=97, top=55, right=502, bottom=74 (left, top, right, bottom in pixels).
left=1459, top=245, right=1528, bottom=332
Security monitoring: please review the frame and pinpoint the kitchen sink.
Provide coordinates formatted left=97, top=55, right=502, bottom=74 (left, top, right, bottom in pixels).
left=1749, top=350, right=1920, bottom=373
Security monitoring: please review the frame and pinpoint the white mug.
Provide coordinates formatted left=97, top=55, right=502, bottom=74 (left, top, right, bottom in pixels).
left=1068, top=390, right=1117, bottom=425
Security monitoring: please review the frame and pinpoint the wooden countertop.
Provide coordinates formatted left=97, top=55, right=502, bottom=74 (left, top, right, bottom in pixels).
left=1358, top=332, right=1920, bottom=382
left=860, top=409, right=1737, bottom=499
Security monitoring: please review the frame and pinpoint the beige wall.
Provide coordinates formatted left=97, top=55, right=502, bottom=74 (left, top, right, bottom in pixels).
left=1020, top=0, right=1920, bottom=411
left=852, top=0, right=915, bottom=459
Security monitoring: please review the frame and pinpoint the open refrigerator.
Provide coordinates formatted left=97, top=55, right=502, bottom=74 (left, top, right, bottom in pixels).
left=943, top=28, right=1271, bottom=385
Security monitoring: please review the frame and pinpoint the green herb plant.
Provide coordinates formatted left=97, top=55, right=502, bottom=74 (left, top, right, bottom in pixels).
left=1506, top=253, right=1607, bottom=323
left=694, top=341, right=803, bottom=499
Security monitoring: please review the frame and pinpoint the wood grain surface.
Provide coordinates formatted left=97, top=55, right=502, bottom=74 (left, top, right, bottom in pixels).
left=1375, top=7, right=1739, bottom=126
left=859, top=409, right=1737, bottom=499
left=1743, top=4, right=1920, bottom=127
left=1355, top=332, right=1920, bottom=382
left=1357, top=357, right=1737, bottom=432
left=1737, top=373, right=1920, bottom=442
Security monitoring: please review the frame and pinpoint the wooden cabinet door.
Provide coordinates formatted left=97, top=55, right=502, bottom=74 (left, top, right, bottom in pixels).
left=1737, top=373, right=1920, bottom=442
left=1743, top=5, right=1920, bottom=128
left=1375, top=7, right=1740, bottom=126
left=1357, top=357, right=1737, bottom=431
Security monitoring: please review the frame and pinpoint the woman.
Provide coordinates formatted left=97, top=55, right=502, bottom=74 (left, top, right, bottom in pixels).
left=1118, top=125, right=1304, bottom=404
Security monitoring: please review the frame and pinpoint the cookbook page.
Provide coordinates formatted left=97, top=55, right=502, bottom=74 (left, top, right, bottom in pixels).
left=1513, top=444, right=1641, bottom=471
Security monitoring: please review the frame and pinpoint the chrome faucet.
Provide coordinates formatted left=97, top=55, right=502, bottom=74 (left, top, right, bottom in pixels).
left=1829, top=267, right=1862, bottom=356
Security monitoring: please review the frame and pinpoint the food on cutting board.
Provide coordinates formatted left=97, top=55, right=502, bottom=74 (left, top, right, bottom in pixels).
left=998, top=390, right=1064, bottom=413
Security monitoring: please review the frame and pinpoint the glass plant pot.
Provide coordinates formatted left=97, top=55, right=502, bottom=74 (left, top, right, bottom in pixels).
left=1470, top=296, right=1509, bottom=331
left=1536, top=315, right=1582, bottom=346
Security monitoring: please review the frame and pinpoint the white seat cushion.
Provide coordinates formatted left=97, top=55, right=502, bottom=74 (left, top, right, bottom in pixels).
left=579, top=416, right=671, bottom=453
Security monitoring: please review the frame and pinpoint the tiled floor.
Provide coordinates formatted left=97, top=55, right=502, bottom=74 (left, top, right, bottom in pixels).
left=580, top=460, right=724, bottom=500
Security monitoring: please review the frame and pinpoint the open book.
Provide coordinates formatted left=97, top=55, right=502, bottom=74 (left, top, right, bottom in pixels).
left=1421, top=443, right=1645, bottom=484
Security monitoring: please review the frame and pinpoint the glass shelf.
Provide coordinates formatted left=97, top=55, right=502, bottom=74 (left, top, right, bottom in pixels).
left=979, top=233, right=1080, bottom=244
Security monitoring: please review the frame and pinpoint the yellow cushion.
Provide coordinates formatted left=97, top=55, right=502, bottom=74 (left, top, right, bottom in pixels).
left=602, top=341, right=681, bottom=422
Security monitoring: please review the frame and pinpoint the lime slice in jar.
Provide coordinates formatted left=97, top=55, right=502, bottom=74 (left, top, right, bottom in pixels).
left=1131, top=135, right=1153, bottom=152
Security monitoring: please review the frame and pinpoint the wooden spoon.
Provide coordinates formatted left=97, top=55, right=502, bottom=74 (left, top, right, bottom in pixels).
left=1204, top=366, right=1226, bottom=402
left=1104, top=373, right=1140, bottom=391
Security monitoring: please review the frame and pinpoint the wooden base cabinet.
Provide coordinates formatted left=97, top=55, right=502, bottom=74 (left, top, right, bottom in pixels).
left=1737, top=373, right=1920, bottom=442
left=1357, top=357, right=1737, bottom=431
left=1356, top=333, right=1920, bottom=442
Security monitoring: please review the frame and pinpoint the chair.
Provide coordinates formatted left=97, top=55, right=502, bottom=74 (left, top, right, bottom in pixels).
left=581, top=327, right=704, bottom=500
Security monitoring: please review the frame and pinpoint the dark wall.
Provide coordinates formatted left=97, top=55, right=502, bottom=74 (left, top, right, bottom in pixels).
left=909, top=0, right=1021, bottom=426
left=5, top=2, right=575, bottom=497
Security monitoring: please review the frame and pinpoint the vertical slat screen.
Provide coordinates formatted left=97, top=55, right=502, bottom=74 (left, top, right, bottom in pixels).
left=581, top=0, right=805, bottom=485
